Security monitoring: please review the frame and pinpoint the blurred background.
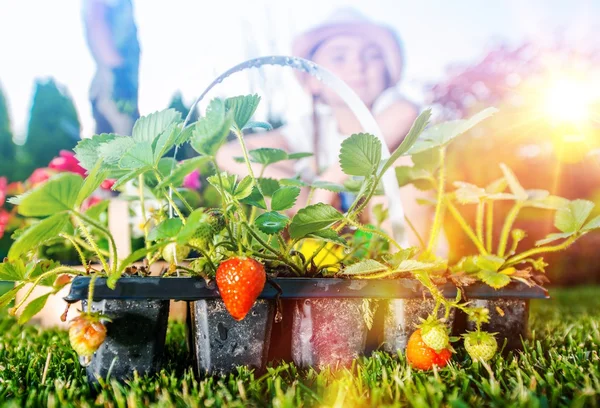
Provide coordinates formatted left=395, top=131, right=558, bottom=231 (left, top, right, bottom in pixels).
left=0, top=0, right=599, bottom=284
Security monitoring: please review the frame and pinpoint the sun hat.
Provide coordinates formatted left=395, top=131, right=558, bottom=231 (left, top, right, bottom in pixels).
left=292, top=8, right=405, bottom=85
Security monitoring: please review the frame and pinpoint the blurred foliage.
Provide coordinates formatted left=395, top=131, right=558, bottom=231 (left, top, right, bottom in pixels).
left=0, top=86, right=17, bottom=179
left=427, top=39, right=600, bottom=285
left=22, top=79, right=80, bottom=179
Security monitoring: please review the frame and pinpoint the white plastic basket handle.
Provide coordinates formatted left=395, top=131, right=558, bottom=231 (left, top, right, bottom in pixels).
left=180, top=55, right=408, bottom=245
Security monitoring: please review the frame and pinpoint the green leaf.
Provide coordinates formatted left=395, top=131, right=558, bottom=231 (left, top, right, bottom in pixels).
left=176, top=209, right=206, bottom=244
left=257, top=178, right=281, bottom=197
left=380, top=109, right=431, bottom=176
left=112, top=167, right=151, bottom=190
left=132, top=109, right=181, bottom=143
left=8, top=213, right=70, bottom=260
left=582, top=215, right=600, bottom=232
left=453, top=182, right=486, bottom=204
left=339, top=133, right=382, bottom=176
left=306, top=229, right=348, bottom=247
left=98, top=136, right=136, bottom=165
left=242, top=120, right=273, bottom=131
left=75, top=160, right=106, bottom=207
left=478, top=270, right=511, bottom=289
left=225, top=94, right=261, bottom=130
left=0, top=260, right=27, bottom=281
left=280, top=178, right=309, bottom=188
left=207, top=172, right=237, bottom=196
left=85, top=199, right=109, bottom=220
left=26, top=259, right=61, bottom=284
left=233, top=176, right=254, bottom=200
left=289, top=203, right=343, bottom=239
left=255, top=211, right=289, bottom=235
left=311, top=180, right=348, bottom=193
left=119, top=142, right=154, bottom=170
left=248, top=148, right=288, bottom=165
left=191, top=99, right=233, bottom=156
left=18, top=293, right=51, bottom=324
left=271, top=186, right=301, bottom=211
left=17, top=173, right=83, bottom=216
left=153, top=122, right=183, bottom=162
left=408, top=107, right=498, bottom=154
left=74, top=133, right=118, bottom=171
left=475, top=255, right=505, bottom=272
left=0, top=283, right=25, bottom=309
left=155, top=156, right=211, bottom=190
left=526, top=193, right=569, bottom=210
left=395, top=166, right=434, bottom=190
left=148, top=218, right=183, bottom=241
left=394, top=259, right=446, bottom=272
left=535, top=232, right=573, bottom=246
left=240, top=187, right=266, bottom=209
left=555, top=200, right=595, bottom=233
left=287, top=152, right=313, bottom=160
left=340, top=259, right=389, bottom=276
left=499, top=163, right=527, bottom=201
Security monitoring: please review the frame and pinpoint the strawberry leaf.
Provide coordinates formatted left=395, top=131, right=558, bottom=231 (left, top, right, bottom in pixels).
left=242, top=120, right=273, bottom=131
left=478, top=270, right=511, bottom=289
left=148, top=218, right=183, bottom=241
left=271, top=186, right=301, bottom=211
left=499, top=163, right=528, bottom=201
left=225, top=94, right=261, bottom=130
left=17, top=173, right=83, bottom=216
left=257, top=178, right=281, bottom=197
left=255, top=211, right=289, bottom=235
left=191, top=99, right=233, bottom=156
left=582, top=215, right=600, bottom=232
left=8, top=213, right=70, bottom=260
left=248, top=148, right=288, bottom=165
left=74, top=133, right=118, bottom=171
left=0, top=260, right=27, bottom=281
left=289, top=203, right=343, bottom=239
left=535, top=232, right=574, bottom=246
left=306, top=229, right=348, bottom=247
left=340, top=259, right=389, bottom=277
left=555, top=199, right=595, bottom=233
left=233, top=176, right=254, bottom=200
left=240, top=187, right=267, bottom=209
left=339, top=133, right=382, bottom=176
left=18, top=293, right=51, bottom=325
left=155, top=156, right=211, bottom=190
left=119, top=142, right=154, bottom=170
left=132, top=109, right=181, bottom=143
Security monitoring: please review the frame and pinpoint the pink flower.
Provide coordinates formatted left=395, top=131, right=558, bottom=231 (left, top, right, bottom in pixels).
left=0, top=177, right=7, bottom=207
left=49, top=151, right=87, bottom=177
left=28, top=168, right=55, bottom=187
left=101, top=179, right=116, bottom=191
left=0, top=209, right=10, bottom=240
left=182, top=169, right=201, bottom=190
left=81, top=196, right=104, bottom=212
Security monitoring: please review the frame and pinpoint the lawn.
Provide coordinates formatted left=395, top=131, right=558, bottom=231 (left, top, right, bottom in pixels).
left=0, top=287, right=599, bottom=407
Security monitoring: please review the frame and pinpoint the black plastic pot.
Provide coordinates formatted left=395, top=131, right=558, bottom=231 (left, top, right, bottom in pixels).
left=189, top=299, right=274, bottom=375
left=458, top=283, right=548, bottom=351
left=81, top=298, right=170, bottom=383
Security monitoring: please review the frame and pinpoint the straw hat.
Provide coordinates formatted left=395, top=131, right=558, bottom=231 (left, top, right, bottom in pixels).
left=292, top=8, right=405, bottom=85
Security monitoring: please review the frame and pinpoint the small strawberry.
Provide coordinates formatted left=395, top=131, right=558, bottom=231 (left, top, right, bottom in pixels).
left=419, top=316, right=450, bottom=352
left=69, top=313, right=108, bottom=358
left=188, top=222, right=214, bottom=250
left=216, top=257, right=266, bottom=321
left=406, top=329, right=452, bottom=370
left=162, top=243, right=190, bottom=264
left=205, top=208, right=225, bottom=234
left=463, top=331, right=498, bottom=362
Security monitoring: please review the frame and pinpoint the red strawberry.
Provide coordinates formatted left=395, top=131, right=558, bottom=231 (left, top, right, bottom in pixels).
left=68, top=314, right=108, bottom=358
left=216, top=257, right=266, bottom=321
left=406, top=329, right=452, bottom=370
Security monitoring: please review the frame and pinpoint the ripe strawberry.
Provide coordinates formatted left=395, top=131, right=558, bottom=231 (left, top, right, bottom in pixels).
left=69, top=314, right=107, bottom=357
left=162, top=243, right=190, bottom=264
left=216, top=257, right=266, bottom=321
left=463, top=331, right=498, bottom=362
left=188, top=222, right=214, bottom=250
left=419, top=317, right=450, bottom=352
left=406, top=329, right=452, bottom=370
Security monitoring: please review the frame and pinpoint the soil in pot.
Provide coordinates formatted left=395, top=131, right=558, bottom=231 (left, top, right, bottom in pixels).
left=464, top=299, right=529, bottom=351
left=83, top=299, right=170, bottom=383
left=190, top=299, right=274, bottom=375
left=382, top=298, right=456, bottom=353
left=291, top=298, right=368, bottom=369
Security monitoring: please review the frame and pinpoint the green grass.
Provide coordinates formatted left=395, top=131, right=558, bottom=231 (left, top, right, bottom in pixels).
left=1, top=287, right=599, bottom=407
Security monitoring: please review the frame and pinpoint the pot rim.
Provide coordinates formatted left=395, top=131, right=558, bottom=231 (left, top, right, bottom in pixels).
left=64, top=276, right=549, bottom=302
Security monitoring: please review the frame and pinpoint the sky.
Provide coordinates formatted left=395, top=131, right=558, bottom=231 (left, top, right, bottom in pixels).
left=0, top=0, right=598, bottom=141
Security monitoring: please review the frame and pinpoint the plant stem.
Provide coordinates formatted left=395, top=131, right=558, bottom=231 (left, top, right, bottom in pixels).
left=73, top=215, right=110, bottom=274
left=427, top=147, right=446, bottom=253
left=486, top=200, right=494, bottom=253
left=60, top=234, right=88, bottom=267
left=243, top=223, right=303, bottom=275
left=505, top=235, right=578, bottom=266
left=86, top=273, right=99, bottom=313
left=446, top=199, right=488, bottom=255
left=74, top=212, right=119, bottom=274
left=189, top=246, right=217, bottom=274
left=139, top=175, right=152, bottom=263
left=234, top=129, right=265, bottom=199
left=154, top=171, right=187, bottom=223
left=497, top=202, right=523, bottom=257
left=154, top=171, right=195, bottom=213
left=476, top=201, right=485, bottom=245
left=404, top=215, right=426, bottom=250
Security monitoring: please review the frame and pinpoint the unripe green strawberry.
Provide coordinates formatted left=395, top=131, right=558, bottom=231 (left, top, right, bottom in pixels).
left=188, top=222, right=214, bottom=250
left=162, top=243, right=191, bottom=264
left=463, top=331, right=498, bottom=362
left=419, top=318, right=450, bottom=352
left=69, top=314, right=107, bottom=358
left=205, top=208, right=225, bottom=233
